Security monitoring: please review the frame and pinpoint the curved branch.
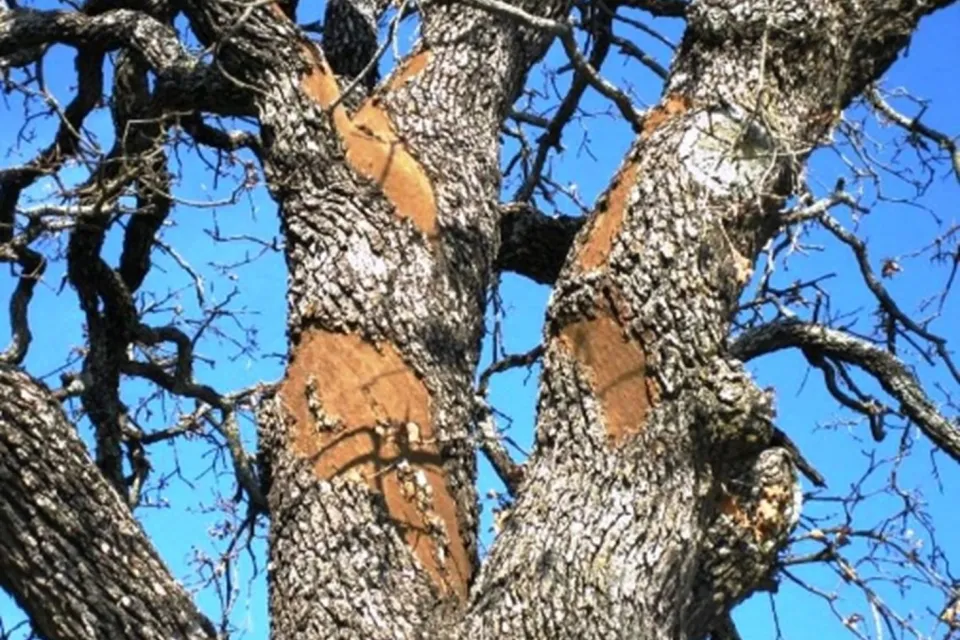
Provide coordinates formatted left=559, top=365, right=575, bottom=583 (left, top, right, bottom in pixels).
left=0, top=367, right=216, bottom=640
left=124, top=322, right=269, bottom=511
left=0, top=8, right=197, bottom=74
left=730, top=321, right=960, bottom=464
left=513, top=7, right=616, bottom=202
left=0, top=219, right=46, bottom=365
left=818, top=211, right=960, bottom=385
left=496, top=201, right=582, bottom=284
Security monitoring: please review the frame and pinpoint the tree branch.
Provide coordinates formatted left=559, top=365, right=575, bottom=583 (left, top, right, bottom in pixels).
left=0, top=367, right=216, bottom=640
left=0, top=8, right=196, bottom=74
left=496, top=201, right=582, bottom=284
left=457, top=0, right=645, bottom=128
left=818, top=211, right=960, bottom=385
left=730, top=321, right=960, bottom=465
left=865, top=85, right=960, bottom=183
left=322, top=0, right=393, bottom=89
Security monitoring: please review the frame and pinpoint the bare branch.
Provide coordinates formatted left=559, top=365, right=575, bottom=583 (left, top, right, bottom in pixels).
left=818, top=211, right=960, bottom=385
left=730, top=321, right=960, bottom=465
left=866, top=85, right=960, bottom=183
left=0, top=8, right=197, bottom=75
left=457, top=0, right=645, bottom=128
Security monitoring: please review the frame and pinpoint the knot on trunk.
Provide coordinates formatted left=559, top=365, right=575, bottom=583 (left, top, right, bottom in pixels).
left=690, top=446, right=801, bottom=634
left=697, top=358, right=776, bottom=458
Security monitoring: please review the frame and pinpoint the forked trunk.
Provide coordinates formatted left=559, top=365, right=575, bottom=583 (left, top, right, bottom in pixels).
left=0, top=0, right=953, bottom=638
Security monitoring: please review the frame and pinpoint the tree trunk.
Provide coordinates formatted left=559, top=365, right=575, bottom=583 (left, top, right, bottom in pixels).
left=453, top=2, right=953, bottom=637
left=0, top=368, right=216, bottom=639
left=0, top=0, right=955, bottom=638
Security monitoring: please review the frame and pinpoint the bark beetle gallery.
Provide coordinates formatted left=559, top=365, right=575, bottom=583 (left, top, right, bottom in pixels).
left=1, top=0, right=959, bottom=639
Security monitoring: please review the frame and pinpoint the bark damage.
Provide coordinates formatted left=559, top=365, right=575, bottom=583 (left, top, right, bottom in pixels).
left=574, top=93, right=692, bottom=273
left=556, top=301, right=655, bottom=443
left=257, top=4, right=574, bottom=631
left=279, top=40, right=468, bottom=596
left=564, top=93, right=690, bottom=441
left=1, top=0, right=948, bottom=638
left=277, top=330, right=470, bottom=597
left=301, top=46, right=438, bottom=237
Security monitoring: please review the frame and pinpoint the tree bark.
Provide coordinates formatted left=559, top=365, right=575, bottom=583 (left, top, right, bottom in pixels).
left=452, top=1, right=957, bottom=638
left=0, top=0, right=957, bottom=638
left=0, top=368, right=215, bottom=639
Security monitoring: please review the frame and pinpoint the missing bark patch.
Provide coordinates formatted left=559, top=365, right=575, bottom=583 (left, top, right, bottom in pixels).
left=300, top=48, right=438, bottom=237
left=720, top=485, right=794, bottom=546
left=347, top=101, right=438, bottom=236
left=641, top=93, right=692, bottom=139
left=575, top=162, right=639, bottom=271
left=278, top=329, right=470, bottom=598
left=387, top=50, right=430, bottom=90
left=571, top=93, right=692, bottom=272
left=301, top=48, right=341, bottom=107
left=557, top=305, right=654, bottom=443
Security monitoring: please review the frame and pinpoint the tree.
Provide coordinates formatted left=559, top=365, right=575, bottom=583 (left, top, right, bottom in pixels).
left=0, top=0, right=958, bottom=638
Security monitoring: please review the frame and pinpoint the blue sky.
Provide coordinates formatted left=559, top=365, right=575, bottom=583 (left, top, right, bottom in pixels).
left=1, top=2, right=959, bottom=638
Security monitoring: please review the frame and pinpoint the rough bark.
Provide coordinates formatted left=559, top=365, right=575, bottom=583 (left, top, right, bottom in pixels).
left=0, top=368, right=215, bottom=640
left=453, top=1, right=957, bottom=638
left=0, top=0, right=957, bottom=638
left=164, top=1, right=570, bottom=635
left=497, top=203, right=583, bottom=285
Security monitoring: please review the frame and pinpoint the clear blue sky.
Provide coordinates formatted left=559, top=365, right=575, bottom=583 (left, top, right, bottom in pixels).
left=1, top=2, right=958, bottom=638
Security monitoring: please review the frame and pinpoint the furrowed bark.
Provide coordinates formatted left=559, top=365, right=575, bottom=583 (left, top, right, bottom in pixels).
left=259, top=6, right=578, bottom=634
left=457, top=1, right=956, bottom=638
left=2, top=0, right=954, bottom=638
left=0, top=368, right=215, bottom=640
left=168, top=0, right=569, bottom=636
left=322, top=0, right=390, bottom=88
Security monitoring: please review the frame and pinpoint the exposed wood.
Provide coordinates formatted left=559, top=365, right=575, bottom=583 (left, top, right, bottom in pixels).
left=278, top=329, right=471, bottom=597
left=301, top=46, right=438, bottom=237
left=557, top=302, right=654, bottom=442
left=574, top=161, right=639, bottom=271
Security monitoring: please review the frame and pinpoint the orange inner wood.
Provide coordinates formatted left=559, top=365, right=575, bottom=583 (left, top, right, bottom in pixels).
left=558, top=305, right=653, bottom=442
left=386, top=51, right=430, bottom=91
left=574, top=93, right=691, bottom=272
left=301, top=46, right=437, bottom=237
left=641, top=93, right=692, bottom=139
left=719, top=484, right=791, bottom=544
left=279, top=329, right=470, bottom=598
left=575, top=161, right=639, bottom=271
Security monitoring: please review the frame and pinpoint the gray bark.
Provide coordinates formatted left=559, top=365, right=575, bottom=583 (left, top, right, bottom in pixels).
left=0, top=368, right=216, bottom=639
left=455, top=1, right=956, bottom=637
left=0, top=0, right=957, bottom=639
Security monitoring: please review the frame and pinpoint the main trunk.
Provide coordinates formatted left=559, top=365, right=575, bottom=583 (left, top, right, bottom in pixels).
left=0, top=1, right=953, bottom=639
left=243, top=2, right=570, bottom=636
